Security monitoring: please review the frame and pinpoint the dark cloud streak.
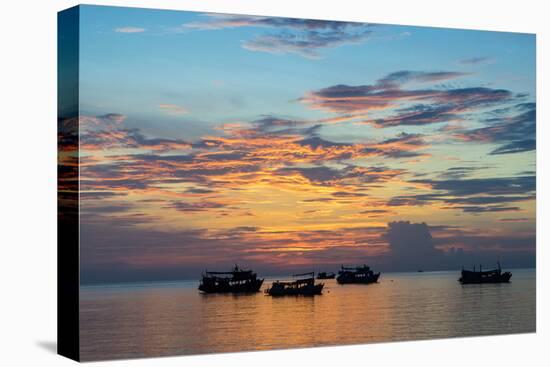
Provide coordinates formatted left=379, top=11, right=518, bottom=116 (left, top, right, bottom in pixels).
left=184, top=14, right=374, bottom=58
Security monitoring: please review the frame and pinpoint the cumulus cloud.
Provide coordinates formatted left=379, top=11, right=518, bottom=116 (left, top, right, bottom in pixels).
left=379, top=221, right=535, bottom=271
left=80, top=220, right=388, bottom=283
left=79, top=206, right=535, bottom=282
left=386, top=221, right=441, bottom=258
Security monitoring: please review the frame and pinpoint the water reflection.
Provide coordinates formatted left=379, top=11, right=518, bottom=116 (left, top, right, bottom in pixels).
left=80, top=270, right=535, bottom=361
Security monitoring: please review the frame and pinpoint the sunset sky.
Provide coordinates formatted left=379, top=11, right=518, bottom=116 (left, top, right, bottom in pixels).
left=73, top=5, right=536, bottom=283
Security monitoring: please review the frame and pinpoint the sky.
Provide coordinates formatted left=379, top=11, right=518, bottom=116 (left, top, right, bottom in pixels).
left=69, top=5, right=536, bottom=283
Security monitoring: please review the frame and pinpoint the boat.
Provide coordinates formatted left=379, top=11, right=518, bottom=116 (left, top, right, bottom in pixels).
left=266, top=272, right=324, bottom=296
left=317, top=271, right=336, bottom=279
left=198, top=265, right=264, bottom=293
left=458, top=262, right=512, bottom=284
left=336, top=265, right=380, bottom=284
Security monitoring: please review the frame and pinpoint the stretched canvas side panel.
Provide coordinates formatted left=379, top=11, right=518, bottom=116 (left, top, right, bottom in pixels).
left=57, top=5, right=80, bottom=362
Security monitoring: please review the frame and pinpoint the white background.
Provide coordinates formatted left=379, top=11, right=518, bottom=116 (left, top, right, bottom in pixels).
left=0, top=0, right=548, bottom=365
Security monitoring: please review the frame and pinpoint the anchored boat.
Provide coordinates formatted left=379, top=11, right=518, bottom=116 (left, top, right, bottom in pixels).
left=266, top=272, right=324, bottom=296
left=336, top=265, right=380, bottom=284
left=317, top=271, right=336, bottom=279
left=459, top=262, right=512, bottom=284
left=198, top=265, right=264, bottom=293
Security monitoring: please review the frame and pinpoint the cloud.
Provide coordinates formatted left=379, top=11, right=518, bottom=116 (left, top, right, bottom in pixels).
left=331, top=191, right=368, bottom=198
left=80, top=113, right=127, bottom=130
left=300, top=70, right=514, bottom=128
left=457, top=56, right=494, bottom=66
left=115, top=27, right=145, bottom=33
left=78, top=108, right=433, bottom=203
left=79, top=208, right=535, bottom=283
left=453, top=205, right=520, bottom=213
left=76, top=108, right=533, bottom=276
left=359, top=209, right=392, bottom=217
left=368, top=104, right=464, bottom=127
left=387, top=176, right=535, bottom=213
left=249, top=116, right=315, bottom=135
left=184, top=14, right=367, bottom=31
left=439, top=166, right=489, bottom=179
left=203, top=115, right=429, bottom=162
left=277, top=166, right=342, bottom=184
left=395, top=87, right=512, bottom=126
left=81, top=128, right=191, bottom=152
left=429, top=225, right=535, bottom=256
left=370, top=132, right=429, bottom=158
left=166, top=200, right=228, bottom=212
left=80, top=219, right=391, bottom=283
left=80, top=191, right=128, bottom=200
left=242, top=27, right=372, bottom=58
left=379, top=221, right=535, bottom=271
left=300, top=84, right=434, bottom=114
left=454, top=103, right=536, bottom=155
left=159, top=104, right=188, bottom=115
left=443, top=195, right=532, bottom=205
left=490, top=139, right=536, bottom=155
left=82, top=203, right=133, bottom=214
left=183, top=14, right=374, bottom=58
left=277, top=164, right=404, bottom=188
left=411, top=176, right=535, bottom=199
left=184, top=188, right=215, bottom=194
left=386, top=221, right=441, bottom=256
left=79, top=113, right=191, bottom=152
left=377, top=71, right=471, bottom=88
left=498, top=217, right=531, bottom=223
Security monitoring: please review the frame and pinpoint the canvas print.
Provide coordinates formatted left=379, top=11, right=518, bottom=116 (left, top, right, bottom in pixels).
left=58, top=5, right=536, bottom=362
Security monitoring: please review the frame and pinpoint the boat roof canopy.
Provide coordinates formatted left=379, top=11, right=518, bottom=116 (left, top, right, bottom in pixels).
left=203, top=265, right=254, bottom=275
left=341, top=265, right=370, bottom=271
left=293, top=272, right=314, bottom=277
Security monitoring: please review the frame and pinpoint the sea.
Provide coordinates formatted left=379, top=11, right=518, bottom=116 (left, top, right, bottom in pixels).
left=79, top=268, right=536, bottom=361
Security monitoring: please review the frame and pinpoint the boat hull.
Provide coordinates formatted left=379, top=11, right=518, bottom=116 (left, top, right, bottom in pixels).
left=267, top=283, right=324, bottom=296
left=198, top=278, right=264, bottom=294
left=459, top=271, right=512, bottom=284
left=336, top=272, right=380, bottom=284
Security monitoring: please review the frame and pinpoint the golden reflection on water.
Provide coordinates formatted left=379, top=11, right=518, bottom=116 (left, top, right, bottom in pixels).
left=79, top=270, right=535, bottom=361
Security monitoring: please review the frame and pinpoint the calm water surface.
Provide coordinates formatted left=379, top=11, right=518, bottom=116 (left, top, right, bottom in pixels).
left=80, top=269, right=535, bottom=361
